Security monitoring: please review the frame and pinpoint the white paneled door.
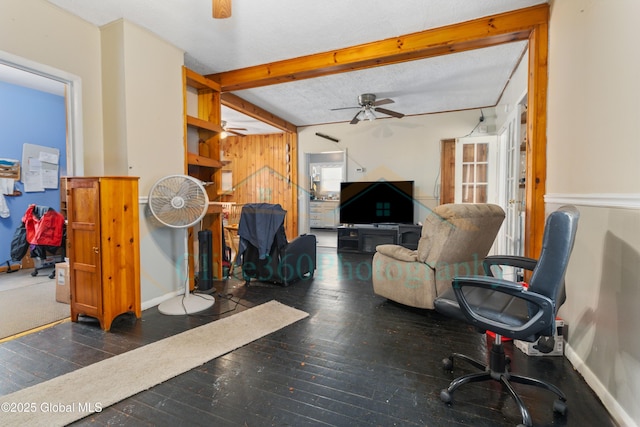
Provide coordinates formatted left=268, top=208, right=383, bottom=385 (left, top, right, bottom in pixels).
left=495, top=103, right=527, bottom=280
left=454, top=135, right=498, bottom=205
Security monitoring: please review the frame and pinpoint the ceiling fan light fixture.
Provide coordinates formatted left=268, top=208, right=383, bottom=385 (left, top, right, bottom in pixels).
left=213, top=0, right=232, bottom=19
left=364, top=107, right=376, bottom=122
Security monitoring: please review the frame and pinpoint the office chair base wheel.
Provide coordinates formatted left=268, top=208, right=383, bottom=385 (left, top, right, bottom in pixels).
left=553, top=398, right=568, bottom=415
left=442, top=357, right=453, bottom=371
left=440, top=389, right=452, bottom=403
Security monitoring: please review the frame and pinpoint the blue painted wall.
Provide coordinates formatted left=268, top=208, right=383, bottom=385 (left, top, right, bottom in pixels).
left=0, top=81, right=66, bottom=266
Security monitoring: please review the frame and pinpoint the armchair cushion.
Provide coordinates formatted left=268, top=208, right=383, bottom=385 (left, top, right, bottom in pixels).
left=375, top=244, right=418, bottom=263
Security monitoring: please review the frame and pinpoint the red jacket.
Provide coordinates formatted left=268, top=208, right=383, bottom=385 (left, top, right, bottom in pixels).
left=22, top=204, right=65, bottom=247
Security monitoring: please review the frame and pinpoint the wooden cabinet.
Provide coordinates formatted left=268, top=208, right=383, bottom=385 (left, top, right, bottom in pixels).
left=66, top=176, right=141, bottom=331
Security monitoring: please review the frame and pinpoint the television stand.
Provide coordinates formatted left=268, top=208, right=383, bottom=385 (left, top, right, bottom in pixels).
left=337, top=224, right=421, bottom=253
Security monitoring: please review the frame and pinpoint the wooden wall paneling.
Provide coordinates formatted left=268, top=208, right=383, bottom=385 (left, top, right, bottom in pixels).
left=223, top=133, right=297, bottom=239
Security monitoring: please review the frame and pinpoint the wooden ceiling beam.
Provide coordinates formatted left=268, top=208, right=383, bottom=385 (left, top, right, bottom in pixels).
left=207, top=4, right=548, bottom=92
left=221, top=92, right=297, bottom=133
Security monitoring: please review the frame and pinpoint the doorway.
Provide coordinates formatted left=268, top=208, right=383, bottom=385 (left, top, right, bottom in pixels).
left=306, top=151, right=346, bottom=230
left=0, top=50, right=83, bottom=336
left=439, top=139, right=456, bottom=204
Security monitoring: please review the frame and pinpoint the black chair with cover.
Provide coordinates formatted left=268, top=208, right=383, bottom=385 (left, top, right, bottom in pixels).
left=433, top=205, right=580, bottom=427
left=237, top=203, right=316, bottom=286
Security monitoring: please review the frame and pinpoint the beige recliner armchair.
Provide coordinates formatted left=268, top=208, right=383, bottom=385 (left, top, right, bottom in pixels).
left=372, top=203, right=505, bottom=309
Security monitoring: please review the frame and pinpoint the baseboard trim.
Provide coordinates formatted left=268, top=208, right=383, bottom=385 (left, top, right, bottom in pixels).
left=564, top=344, right=636, bottom=427
left=545, top=193, right=640, bottom=210
left=141, top=290, right=181, bottom=311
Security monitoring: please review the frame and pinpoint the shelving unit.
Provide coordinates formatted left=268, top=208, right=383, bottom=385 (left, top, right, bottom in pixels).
left=183, top=67, right=227, bottom=282
left=337, top=224, right=422, bottom=253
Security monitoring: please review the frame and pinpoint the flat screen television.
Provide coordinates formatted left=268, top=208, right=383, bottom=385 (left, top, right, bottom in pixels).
left=339, top=180, right=414, bottom=225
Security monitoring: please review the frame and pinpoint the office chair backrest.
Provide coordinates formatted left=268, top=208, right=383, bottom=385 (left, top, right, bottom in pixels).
left=528, top=205, right=580, bottom=315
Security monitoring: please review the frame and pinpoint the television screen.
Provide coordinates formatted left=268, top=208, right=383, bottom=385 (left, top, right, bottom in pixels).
left=339, top=180, right=414, bottom=225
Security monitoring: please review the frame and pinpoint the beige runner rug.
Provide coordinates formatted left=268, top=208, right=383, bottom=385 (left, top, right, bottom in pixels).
left=0, top=300, right=308, bottom=426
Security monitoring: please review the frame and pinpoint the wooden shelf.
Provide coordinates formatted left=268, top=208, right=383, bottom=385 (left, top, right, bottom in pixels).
left=186, top=115, right=224, bottom=133
left=183, top=66, right=228, bottom=281
left=187, top=152, right=226, bottom=168
left=206, top=203, right=223, bottom=215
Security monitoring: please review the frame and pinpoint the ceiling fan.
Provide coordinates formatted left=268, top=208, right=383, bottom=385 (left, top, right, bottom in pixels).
left=221, top=120, right=246, bottom=138
left=213, top=0, right=231, bottom=19
left=332, top=93, right=405, bottom=124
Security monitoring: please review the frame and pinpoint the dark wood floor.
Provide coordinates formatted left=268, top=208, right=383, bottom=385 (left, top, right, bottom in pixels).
left=0, top=247, right=615, bottom=426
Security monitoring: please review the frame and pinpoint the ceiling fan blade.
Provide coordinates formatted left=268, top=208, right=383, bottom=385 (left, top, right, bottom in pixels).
left=330, top=106, right=360, bottom=111
left=350, top=111, right=361, bottom=125
left=373, top=98, right=394, bottom=106
left=374, top=107, right=405, bottom=118
left=213, top=0, right=232, bottom=19
left=228, top=129, right=246, bottom=137
left=227, top=127, right=247, bottom=131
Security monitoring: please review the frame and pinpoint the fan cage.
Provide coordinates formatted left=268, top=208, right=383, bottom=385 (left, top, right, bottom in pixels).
left=148, top=175, right=209, bottom=228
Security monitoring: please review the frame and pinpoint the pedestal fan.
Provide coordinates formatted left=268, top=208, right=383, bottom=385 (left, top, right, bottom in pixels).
left=148, top=174, right=215, bottom=315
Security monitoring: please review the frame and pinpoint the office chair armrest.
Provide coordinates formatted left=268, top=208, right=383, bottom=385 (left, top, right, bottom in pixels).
left=452, top=275, right=555, bottom=340
left=483, top=255, right=538, bottom=276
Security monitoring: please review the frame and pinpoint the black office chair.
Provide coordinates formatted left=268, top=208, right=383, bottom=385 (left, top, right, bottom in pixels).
left=433, top=205, right=580, bottom=427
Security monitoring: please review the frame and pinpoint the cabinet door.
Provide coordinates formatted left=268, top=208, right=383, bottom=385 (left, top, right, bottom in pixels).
left=68, top=179, right=102, bottom=319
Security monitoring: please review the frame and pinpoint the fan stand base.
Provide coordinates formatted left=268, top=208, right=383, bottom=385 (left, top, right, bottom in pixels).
left=158, top=293, right=215, bottom=315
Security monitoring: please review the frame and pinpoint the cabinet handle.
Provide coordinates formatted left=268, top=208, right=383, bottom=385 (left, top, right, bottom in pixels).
left=93, top=247, right=99, bottom=254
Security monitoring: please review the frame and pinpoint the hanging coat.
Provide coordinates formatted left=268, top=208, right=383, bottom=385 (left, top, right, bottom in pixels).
left=22, top=204, right=65, bottom=247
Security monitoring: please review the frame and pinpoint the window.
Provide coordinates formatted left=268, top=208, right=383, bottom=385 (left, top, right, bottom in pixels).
left=461, top=142, right=489, bottom=203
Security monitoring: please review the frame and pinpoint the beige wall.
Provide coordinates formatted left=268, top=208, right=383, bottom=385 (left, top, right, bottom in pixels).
left=101, top=20, right=129, bottom=176
left=547, top=0, right=640, bottom=194
left=101, top=19, right=184, bottom=193
left=99, top=19, right=186, bottom=304
left=547, top=1, right=640, bottom=425
left=0, top=0, right=104, bottom=175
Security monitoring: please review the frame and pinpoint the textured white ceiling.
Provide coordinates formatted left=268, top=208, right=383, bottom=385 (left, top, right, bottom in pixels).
left=45, top=0, right=545, bottom=132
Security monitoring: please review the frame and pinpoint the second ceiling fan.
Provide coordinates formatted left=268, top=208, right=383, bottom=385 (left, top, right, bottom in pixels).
left=221, top=120, right=246, bottom=137
left=332, top=93, right=405, bottom=124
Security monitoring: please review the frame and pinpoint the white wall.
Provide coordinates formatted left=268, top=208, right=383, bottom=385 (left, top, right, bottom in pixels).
left=0, top=0, right=104, bottom=175
left=545, top=1, right=640, bottom=426
left=495, top=50, right=528, bottom=128
left=297, top=110, right=492, bottom=233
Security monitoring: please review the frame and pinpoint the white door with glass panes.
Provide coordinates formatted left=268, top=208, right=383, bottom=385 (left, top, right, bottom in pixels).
left=494, top=103, right=526, bottom=280
left=454, top=135, right=498, bottom=205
